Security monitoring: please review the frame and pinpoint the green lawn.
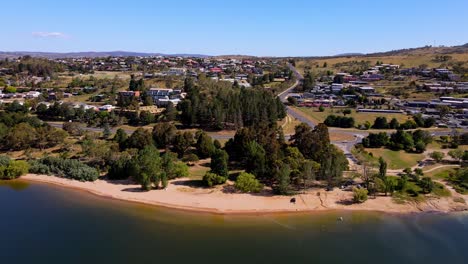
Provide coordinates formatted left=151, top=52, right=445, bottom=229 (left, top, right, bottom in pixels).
left=425, top=167, right=457, bottom=180
left=366, top=148, right=424, bottom=170
left=294, top=107, right=410, bottom=126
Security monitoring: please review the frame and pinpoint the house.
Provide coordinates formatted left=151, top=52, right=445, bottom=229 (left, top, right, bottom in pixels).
left=25, top=91, right=41, bottom=99
left=429, top=87, right=454, bottom=93
left=357, top=86, right=375, bottom=94
left=330, top=83, right=344, bottom=94
left=99, top=105, right=114, bottom=112
left=119, top=91, right=140, bottom=98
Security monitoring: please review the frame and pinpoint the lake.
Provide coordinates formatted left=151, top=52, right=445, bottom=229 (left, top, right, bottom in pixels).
left=1, top=180, right=468, bottom=264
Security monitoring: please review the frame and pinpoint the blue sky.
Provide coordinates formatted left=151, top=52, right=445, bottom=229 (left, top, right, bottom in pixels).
left=1, top=0, right=468, bottom=56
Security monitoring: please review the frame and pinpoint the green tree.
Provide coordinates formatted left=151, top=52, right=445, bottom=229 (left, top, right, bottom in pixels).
left=420, top=177, right=434, bottom=194
left=163, top=102, right=177, bottom=122
left=275, top=164, right=291, bottom=195
left=172, top=131, right=194, bottom=158
left=127, top=128, right=153, bottom=150
left=210, top=149, right=229, bottom=178
left=448, top=149, right=464, bottom=164
left=195, top=132, right=215, bottom=159
left=235, top=172, right=263, bottom=193
left=132, top=146, right=162, bottom=190
left=430, top=151, right=445, bottom=163
left=152, top=122, right=177, bottom=149
left=113, top=128, right=128, bottom=150
left=5, top=123, right=36, bottom=150
left=378, top=157, right=387, bottom=178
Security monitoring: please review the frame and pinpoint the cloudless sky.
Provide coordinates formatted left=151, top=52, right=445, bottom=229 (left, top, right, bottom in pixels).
left=1, top=0, right=468, bottom=56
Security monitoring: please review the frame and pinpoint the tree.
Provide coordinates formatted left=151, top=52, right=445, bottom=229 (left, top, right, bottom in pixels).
left=172, top=131, right=193, bottom=158
left=163, top=102, right=177, bottom=122
left=62, top=122, right=83, bottom=136
left=5, top=123, right=36, bottom=150
left=378, top=157, right=387, bottom=178
left=299, top=160, right=320, bottom=192
left=430, top=151, right=445, bottom=163
left=275, top=164, right=291, bottom=195
left=131, top=146, right=162, bottom=190
left=353, top=188, right=368, bottom=203
left=235, top=172, right=263, bottom=193
left=342, top=109, right=352, bottom=116
left=287, top=97, right=298, bottom=106
left=195, top=132, right=215, bottom=159
left=436, top=105, right=450, bottom=120
left=372, top=117, right=389, bottom=129
left=102, top=123, right=111, bottom=139
left=127, top=128, right=153, bottom=150
left=210, top=149, right=229, bottom=178
left=420, top=177, right=434, bottom=194
left=389, top=118, right=400, bottom=129
left=113, top=128, right=128, bottom=150
left=152, top=123, right=177, bottom=149
left=448, top=149, right=464, bottom=164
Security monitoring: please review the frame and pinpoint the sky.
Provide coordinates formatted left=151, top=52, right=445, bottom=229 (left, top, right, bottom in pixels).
left=1, top=0, right=468, bottom=56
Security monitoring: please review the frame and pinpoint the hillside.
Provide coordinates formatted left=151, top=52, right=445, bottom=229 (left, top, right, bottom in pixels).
left=295, top=44, right=468, bottom=74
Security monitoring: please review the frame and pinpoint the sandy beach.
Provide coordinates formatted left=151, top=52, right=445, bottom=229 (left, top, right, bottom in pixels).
left=21, top=174, right=468, bottom=215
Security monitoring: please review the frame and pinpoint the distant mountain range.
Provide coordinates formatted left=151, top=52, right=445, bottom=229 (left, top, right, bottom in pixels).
left=0, top=51, right=210, bottom=59
left=0, top=43, right=467, bottom=59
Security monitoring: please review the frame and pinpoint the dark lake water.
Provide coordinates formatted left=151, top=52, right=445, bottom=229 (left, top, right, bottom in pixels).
left=1, top=180, right=468, bottom=264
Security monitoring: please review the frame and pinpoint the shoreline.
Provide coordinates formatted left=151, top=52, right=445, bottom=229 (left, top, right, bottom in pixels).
left=20, top=174, right=468, bottom=216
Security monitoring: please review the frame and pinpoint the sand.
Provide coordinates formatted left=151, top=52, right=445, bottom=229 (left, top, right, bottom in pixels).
left=21, top=174, right=468, bottom=215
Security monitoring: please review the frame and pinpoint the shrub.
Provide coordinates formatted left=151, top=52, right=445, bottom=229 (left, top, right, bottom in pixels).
left=202, top=172, right=226, bottom=187
left=29, top=157, right=99, bottom=182
left=183, top=153, right=199, bottom=163
left=353, top=187, right=368, bottom=203
left=235, top=172, right=263, bottom=193
left=0, top=160, right=30, bottom=180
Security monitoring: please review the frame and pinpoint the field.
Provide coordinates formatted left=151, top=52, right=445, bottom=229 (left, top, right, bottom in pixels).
left=293, top=107, right=410, bottom=126
left=365, top=148, right=424, bottom=170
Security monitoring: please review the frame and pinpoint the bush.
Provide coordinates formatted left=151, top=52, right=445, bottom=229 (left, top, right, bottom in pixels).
left=28, top=160, right=51, bottom=175
left=29, top=157, right=99, bottom=182
left=0, top=160, right=30, bottom=180
left=235, top=172, right=263, bottom=193
left=202, top=172, right=226, bottom=187
left=353, top=187, right=368, bottom=203
left=183, top=153, right=199, bottom=163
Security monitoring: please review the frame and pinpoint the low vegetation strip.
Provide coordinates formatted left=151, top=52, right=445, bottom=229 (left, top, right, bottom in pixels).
left=28, top=157, right=99, bottom=182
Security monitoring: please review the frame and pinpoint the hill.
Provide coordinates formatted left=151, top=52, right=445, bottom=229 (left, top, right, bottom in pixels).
left=295, top=43, right=468, bottom=74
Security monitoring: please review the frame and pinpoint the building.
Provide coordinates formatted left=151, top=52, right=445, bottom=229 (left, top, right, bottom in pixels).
left=357, top=86, right=375, bottom=94
left=330, top=83, right=344, bottom=94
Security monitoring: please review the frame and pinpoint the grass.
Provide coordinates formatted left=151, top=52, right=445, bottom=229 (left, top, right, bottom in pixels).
left=392, top=181, right=426, bottom=204
left=188, top=165, right=210, bottom=180
left=279, top=114, right=302, bottom=135
left=425, top=167, right=456, bottom=180
left=365, top=148, right=424, bottom=170
left=293, top=107, right=410, bottom=126
left=432, top=182, right=451, bottom=197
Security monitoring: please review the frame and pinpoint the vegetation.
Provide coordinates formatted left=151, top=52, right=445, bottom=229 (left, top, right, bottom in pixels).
left=28, top=157, right=99, bottom=182
left=235, top=172, right=263, bottom=193
left=179, top=77, right=286, bottom=130
left=353, top=188, right=368, bottom=203
left=0, top=156, right=29, bottom=180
